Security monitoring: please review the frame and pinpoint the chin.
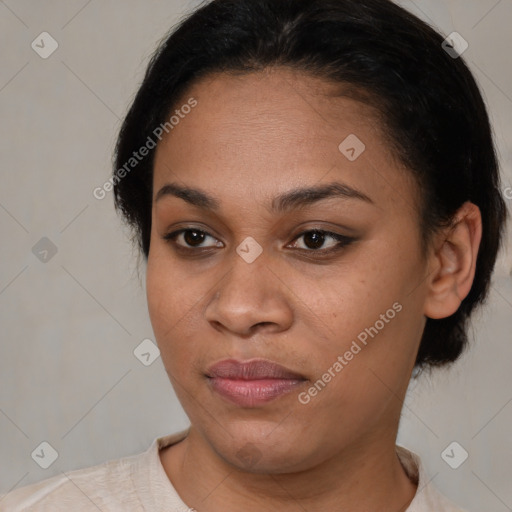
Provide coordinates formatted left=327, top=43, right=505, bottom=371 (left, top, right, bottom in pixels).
left=205, top=421, right=321, bottom=474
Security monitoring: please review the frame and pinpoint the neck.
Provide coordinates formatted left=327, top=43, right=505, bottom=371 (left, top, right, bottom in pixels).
left=160, top=427, right=417, bottom=512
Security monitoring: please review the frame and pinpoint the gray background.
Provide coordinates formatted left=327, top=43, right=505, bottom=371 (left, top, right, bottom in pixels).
left=0, top=1, right=511, bottom=510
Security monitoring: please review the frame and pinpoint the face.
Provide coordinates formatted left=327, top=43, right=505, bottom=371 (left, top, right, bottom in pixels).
left=147, top=67, right=430, bottom=473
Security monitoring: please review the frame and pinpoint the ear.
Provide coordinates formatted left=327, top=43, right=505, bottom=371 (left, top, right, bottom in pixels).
left=423, top=201, right=482, bottom=320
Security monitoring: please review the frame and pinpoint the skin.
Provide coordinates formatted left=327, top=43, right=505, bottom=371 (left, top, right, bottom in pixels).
left=146, top=67, right=482, bottom=512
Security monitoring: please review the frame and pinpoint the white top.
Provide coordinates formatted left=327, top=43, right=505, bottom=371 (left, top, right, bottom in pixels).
left=1, top=429, right=467, bottom=511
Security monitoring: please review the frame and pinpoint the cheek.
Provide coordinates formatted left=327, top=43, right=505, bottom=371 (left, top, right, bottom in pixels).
left=290, top=241, right=423, bottom=381
left=287, top=254, right=391, bottom=343
left=323, top=266, right=424, bottom=395
left=146, top=257, right=171, bottom=331
left=146, top=250, right=209, bottom=371
left=298, top=303, right=421, bottom=435
left=146, top=244, right=198, bottom=327
left=146, top=253, right=185, bottom=349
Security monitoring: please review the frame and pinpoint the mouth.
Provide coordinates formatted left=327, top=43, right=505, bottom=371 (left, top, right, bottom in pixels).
left=205, top=358, right=307, bottom=407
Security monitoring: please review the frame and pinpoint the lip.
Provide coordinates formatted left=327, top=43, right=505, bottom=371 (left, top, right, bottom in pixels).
left=206, top=358, right=307, bottom=407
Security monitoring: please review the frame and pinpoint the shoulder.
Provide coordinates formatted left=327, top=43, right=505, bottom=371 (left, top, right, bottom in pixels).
left=0, top=430, right=190, bottom=512
left=397, top=445, right=468, bottom=512
left=414, top=480, right=468, bottom=512
left=0, top=450, right=145, bottom=511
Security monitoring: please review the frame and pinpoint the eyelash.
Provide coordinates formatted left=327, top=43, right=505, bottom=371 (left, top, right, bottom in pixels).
left=162, top=228, right=355, bottom=256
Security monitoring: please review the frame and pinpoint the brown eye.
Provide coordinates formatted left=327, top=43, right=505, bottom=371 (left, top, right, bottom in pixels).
left=183, top=230, right=206, bottom=246
left=291, top=229, right=353, bottom=252
left=303, top=231, right=325, bottom=249
left=163, top=228, right=223, bottom=249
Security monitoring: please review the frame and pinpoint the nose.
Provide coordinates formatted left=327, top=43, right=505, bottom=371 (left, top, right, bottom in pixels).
left=204, top=250, right=294, bottom=337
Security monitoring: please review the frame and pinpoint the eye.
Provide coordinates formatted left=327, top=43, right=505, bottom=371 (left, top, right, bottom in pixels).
left=163, top=228, right=223, bottom=249
left=288, top=229, right=354, bottom=253
left=162, top=227, right=354, bottom=256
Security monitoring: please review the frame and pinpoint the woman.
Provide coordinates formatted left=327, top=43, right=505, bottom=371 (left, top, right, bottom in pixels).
left=2, top=0, right=507, bottom=510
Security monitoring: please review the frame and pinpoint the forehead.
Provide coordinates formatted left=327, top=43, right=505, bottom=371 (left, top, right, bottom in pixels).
left=152, top=67, right=412, bottom=211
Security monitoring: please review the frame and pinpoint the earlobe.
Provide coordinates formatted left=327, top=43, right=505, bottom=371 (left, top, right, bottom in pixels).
left=423, top=202, right=482, bottom=320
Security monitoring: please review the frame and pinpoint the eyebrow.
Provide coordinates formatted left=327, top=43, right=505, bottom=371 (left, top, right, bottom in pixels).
left=154, top=181, right=373, bottom=213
